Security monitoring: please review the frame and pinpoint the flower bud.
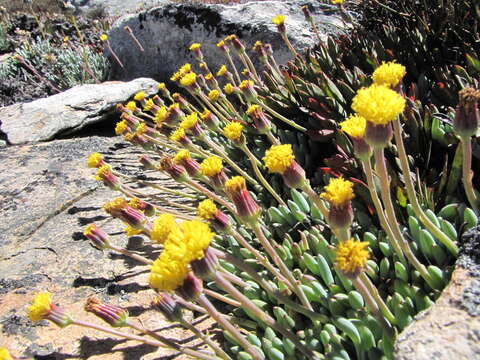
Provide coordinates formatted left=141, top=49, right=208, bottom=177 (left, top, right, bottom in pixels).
left=160, top=156, right=189, bottom=182
left=152, top=293, right=183, bottom=322
left=85, top=297, right=129, bottom=327
left=84, top=224, right=111, bottom=250
left=190, top=247, right=218, bottom=280
left=176, top=273, right=203, bottom=301
left=454, top=87, right=480, bottom=138
left=225, top=176, right=262, bottom=224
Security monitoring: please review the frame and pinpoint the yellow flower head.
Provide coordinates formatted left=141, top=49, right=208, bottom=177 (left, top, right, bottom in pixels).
left=173, top=149, right=191, bottom=164
left=180, top=72, right=197, bottom=87
left=180, top=112, right=199, bottom=130
left=239, top=80, right=254, bottom=90
left=200, top=156, right=223, bottom=177
left=272, top=15, right=286, bottom=25
left=125, top=225, right=143, bottom=236
left=197, top=199, right=218, bottom=220
left=100, top=33, right=108, bottom=41
left=223, top=121, right=244, bottom=141
left=217, top=65, right=227, bottom=77
left=95, top=165, right=112, bottom=181
left=372, top=61, right=406, bottom=88
left=335, top=239, right=369, bottom=276
left=103, top=197, right=128, bottom=213
left=216, top=40, right=226, bottom=48
left=87, top=152, right=103, bottom=168
left=143, top=98, right=154, bottom=111
left=28, top=291, right=52, bottom=322
left=246, top=104, right=261, bottom=115
left=63, top=36, right=69, bottom=42
left=224, top=34, right=236, bottom=42
left=180, top=220, right=214, bottom=260
left=225, top=176, right=246, bottom=194
left=154, top=106, right=168, bottom=124
left=115, top=120, right=128, bottom=135
left=189, top=43, right=201, bottom=51
left=179, top=63, right=191, bottom=74
left=320, top=177, right=355, bottom=207
left=201, top=109, right=211, bottom=119
left=352, top=84, right=406, bottom=125
left=208, top=89, right=221, bottom=101
left=0, top=347, right=13, bottom=360
left=158, top=82, right=166, bottom=91
left=331, top=0, right=344, bottom=4
left=339, top=115, right=366, bottom=139
left=263, top=144, right=295, bottom=174
left=170, top=128, right=186, bottom=142
left=205, top=73, right=213, bottom=81
left=151, top=213, right=178, bottom=244
left=125, top=101, right=137, bottom=112
left=134, top=91, right=146, bottom=101
left=136, top=123, right=147, bottom=135
left=224, top=83, right=235, bottom=94
left=149, top=250, right=189, bottom=291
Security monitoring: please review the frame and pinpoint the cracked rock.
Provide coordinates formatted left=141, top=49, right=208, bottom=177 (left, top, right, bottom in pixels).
left=0, top=78, right=158, bottom=145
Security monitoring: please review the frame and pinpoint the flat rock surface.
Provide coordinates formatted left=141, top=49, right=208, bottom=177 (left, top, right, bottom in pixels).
left=0, top=136, right=214, bottom=359
left=107, top=0, right=344, bottom=81
left=0, top=78, right=158, bottom=145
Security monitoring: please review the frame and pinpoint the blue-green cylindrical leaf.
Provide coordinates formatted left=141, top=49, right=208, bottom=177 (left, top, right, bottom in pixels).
left=334, top=317, right=361, bottom=345
left=363, top=231, right=377, bottom=247
left=266, top=346, right=285, bottom=360
left=464, top=207, right=478, bottom=230
left=438, top=203, right=459, bottom=220
left=237, top=352, right=254, bottom=360
left=427, top=265, right=445, bottom=289
left=379, top=257, right=390, bottom=278
left=348, top=290, right=364, bottom=309
left=440, top=218, right=457, bottom=241
left=290, top=188, right=310, bottom=213
left=303, top=253, right=322, bottom=275
left=317, top=254, right=335, bottom=286
left=408, top=216, right=421, bottom=242
left=425, top=209, right=441, bottom=228
left=394, top=261, right=409, bottom=282
left=379, top=242, right=392, bottom=257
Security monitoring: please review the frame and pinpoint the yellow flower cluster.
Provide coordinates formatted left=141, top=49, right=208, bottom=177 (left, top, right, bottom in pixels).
left=136, top=123, right=147, bottom=135
left=87, top=152, right=103, bottom=168
left=180, top=72, right=197, bottom=87
left=224, top=83, right=235, bottom=94
left=158, top=83, right=166, bottom=91
left=0, top=347, right=13, bottom=360
left=351, top=84, right=406, bottom=125
left=335, top=239, right=369, bottom=276
left=171, top=63, right=192, bottom=82
left=225, top=176, right=246, bottom=194
left=180, top=112, right=199, bottom=130
left=217, top=65, right=227, bottom=77
left=200, top=156, right=223, bottom=177
left=151, top=213, right=178, bottom=244
left=125, top=101, right=137, bottom=112
left=170, top=128, right=186, bottom=142
left=150, top=220, right=214, bottom=291
left=239, top=80, right=254, bottom=90
left=263, top=144, right=295, bottom=174
left=95, top=165, right=112, bottom=181
left=143, top=98, right=154, bottom=111
left=272, top=15, right=286, bottom=25
left=197, top=199, right=218, bottom=220
left=134, top=91, right=146, bottom=101
left=208, top=89, right=220, bottom=101
left=28, top=291, right=52, bottom=322
left=154, top=106, right=168, bottom=124
left=246, top=104, right=260, bottom=115
left=115, top=120, right=128, bottom=135
left=339, top=115, right=366, bottom=139
left=100, top=33, right=108, bottom=41
left=320, top=177, right=355, bottom=207
left=223, top=121, right=244, bottom=141
left=372, top=61, right=406, bottom=88
left=189, top=43, right=201, bottom=51
left=173, top=149, right=191, bottom=164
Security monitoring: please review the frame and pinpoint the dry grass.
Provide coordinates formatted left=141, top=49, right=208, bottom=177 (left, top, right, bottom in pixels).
left=3, top=0, right=66, bottom=14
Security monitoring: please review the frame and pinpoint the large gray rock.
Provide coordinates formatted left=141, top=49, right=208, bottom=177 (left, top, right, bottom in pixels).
left=0, top=78, right=158, bottom=145
left=0, top=136, right=208, bottom=359
left=394, top=227, right=480, bottom=360
left=107, top=0, right=344, bottom=81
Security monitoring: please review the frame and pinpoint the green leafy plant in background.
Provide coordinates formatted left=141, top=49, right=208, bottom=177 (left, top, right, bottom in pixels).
left=2, top=2, right=479, bottom=360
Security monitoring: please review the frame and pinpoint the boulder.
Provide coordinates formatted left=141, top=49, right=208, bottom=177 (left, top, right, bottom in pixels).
left=0, top=78, right=158, bottom=145
left=0, top=136, right=210, bottom=359
left=106, top=0, right=345, bottom=81
left=394, top=226, right=480, bottom=359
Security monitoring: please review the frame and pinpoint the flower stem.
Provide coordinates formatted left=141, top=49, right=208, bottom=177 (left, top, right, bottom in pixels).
left=240, top=144, right=286, bottom=206
left=204, top=288, right=241, bottom=307
left=392, top=118, right=459, bottom=255
left=358, top=272, right=396, bottom=325
left=259, top=103, right=307, bottom=132
left=214, top=272, right=320, bottom=359
left=252, top=223, right=314, bottom=311
left=126, top=321, right=217, bottom=360
left=179, top=318, right=233, bottom=360
left=109, top=245, right=152, bottom=265
left=373, top=148, right=436, bottom=288
left=197, top=294, right=264, bottom=360
left=218, top=250, right=328, bottom=322
left=186, top=179, right=236, bottom=214
left=360, top=158, right=406, bottom=265
left=461, top=136, right=479, bottom=215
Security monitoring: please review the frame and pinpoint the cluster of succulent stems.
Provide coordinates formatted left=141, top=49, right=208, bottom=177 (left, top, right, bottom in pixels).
left=22, top=13, right=479, bottom=360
